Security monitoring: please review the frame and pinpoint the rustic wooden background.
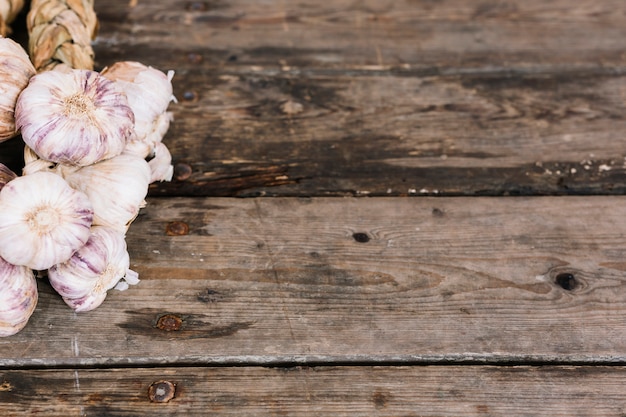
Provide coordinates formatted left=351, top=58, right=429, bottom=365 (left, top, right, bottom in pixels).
left=2, top=0, right=626, bottom=415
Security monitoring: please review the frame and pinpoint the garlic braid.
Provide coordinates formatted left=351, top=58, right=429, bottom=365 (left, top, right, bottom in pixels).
left=0, top=0, right=25, bottom=36
left=27, top=0, right=98, bottom=72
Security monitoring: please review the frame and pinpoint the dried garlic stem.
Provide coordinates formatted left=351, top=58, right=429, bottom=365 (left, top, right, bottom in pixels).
left=0, top=0, right=25, bottom=36
left=27, top=0, right=98, bottom=72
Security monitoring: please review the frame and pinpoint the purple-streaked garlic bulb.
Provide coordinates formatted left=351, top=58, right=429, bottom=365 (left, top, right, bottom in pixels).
left=0, top=171, right=93, bottom=270
left=16, top=68, right=135, bottom=166
left=0, top=37, right=36, bottom=142
left=48, top=225, right=139, bottom=312
left=0, top=255, right=37, bottom=336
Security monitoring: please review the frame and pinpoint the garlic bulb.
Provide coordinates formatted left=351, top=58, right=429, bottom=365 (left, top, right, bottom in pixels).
left=0, top=171, right=93, bottom=270
left=101, top=61, right=175, bottom=157
left=58, top=153, right=151, bottom=232
left=48, top=226, right=139, bottom=312
left=0, top=256, right=37, bottom=337
left=16, top=68, right=135, bottom=166
left=0, top=37, right=36, bottom=142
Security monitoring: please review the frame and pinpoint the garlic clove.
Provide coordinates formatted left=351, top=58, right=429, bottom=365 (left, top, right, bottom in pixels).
left=16, top=68, right=135, bottom=166
left=0, top=255, right=37, bottom=337
left=0, top=171, right=93, bottom=270
left=57, top=153, right=151, bottom=232
left=0, top=37, right=36, bottom=142
left=48, top=225, right=139, bottom=312
left=148, top=142, right=174, bottom=183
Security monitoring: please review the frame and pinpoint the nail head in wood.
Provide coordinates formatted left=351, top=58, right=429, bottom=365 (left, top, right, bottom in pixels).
left=166, top=221, right=190, bottom=236
left=156, top=314, right=183, bottom=331
left=148, top=380, right=176, bottom=403
left=174, top=163, right=192, bottom=181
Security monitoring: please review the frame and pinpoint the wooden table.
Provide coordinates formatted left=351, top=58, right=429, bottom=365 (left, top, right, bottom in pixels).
left=2, top=1, right=626, bottom=415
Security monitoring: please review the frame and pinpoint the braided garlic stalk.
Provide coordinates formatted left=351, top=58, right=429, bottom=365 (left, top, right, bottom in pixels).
left=0, top=0, right=25, bottom=36
left=27, top=0, right=98, bottom=72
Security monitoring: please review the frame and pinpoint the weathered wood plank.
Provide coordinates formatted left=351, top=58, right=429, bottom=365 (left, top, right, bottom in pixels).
left=153, top=70, right=626, bottom=197
left=1, top=196, right=626, bottom=366
left=1, top=365, right=626, bottom=416
left=92, top=0, right=626, bottom=71
left=1, top=0, right=626, bottom=196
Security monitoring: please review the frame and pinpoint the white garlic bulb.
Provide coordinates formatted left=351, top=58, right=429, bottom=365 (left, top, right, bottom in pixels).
left=101, top=61, right=175, bottom=157
left=0, top=37, right=36, bottom=142
left=0, top=255, right=37, bottom=337
left=57, top=153, right=151, bottom=232
left=48, top=225, right=139, bottom=312
left=0, top=171, right=93, bottom=270
left=16, top=68, right=135, bottom=166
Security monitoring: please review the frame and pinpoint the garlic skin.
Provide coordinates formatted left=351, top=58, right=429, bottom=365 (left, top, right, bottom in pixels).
left=0, top=162, right=16, bottom=190
left=48, top=226, right=139, bottom=312
left=0, top=37, right=36, bottom=142
left=149, top=141, right=174, bottom=182
left=0, top=171, right=93, bottom=270
left=16, top=69, right=135, bottom=166
left=0, top=0, right=25, bottom=36
left=0, top=256, right=37, bottom=337
left=22, top=145, right=56, bottom=175
left=58, top=153, right=151, bottom=232
left=101, top=62, right=175, bottom=158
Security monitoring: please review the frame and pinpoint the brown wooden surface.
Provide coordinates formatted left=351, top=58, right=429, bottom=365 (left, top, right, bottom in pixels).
left=2, top=0, right=626, bottom=415
left=2, top=196, right=626, bottom=367
left=1, top=366, right=625, bottom=416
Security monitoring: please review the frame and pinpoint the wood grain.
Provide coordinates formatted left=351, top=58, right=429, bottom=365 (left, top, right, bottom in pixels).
left=1, top=365, right=626, bottom=416
left=2, top=0, right=625, bottom=196
left=1, top=196, right=625, bottom=367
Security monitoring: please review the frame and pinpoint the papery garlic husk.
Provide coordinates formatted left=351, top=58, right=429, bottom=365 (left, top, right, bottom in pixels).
left=0, top=171, right=93, bottom=270
left=22, top=145, right=56, bottom=175
left=57, top=153, right=151, bottom=232
left=0, top=0, right=25, bottom=36
left=48, top=225, right=139, bottom=312
left=0, top=162, right=16, bottom=190
left=148, top=142, right=174, bottom=183
left=101, top=62, right=175, bottom=157
left=0, top=255, right=37, bottom=337
left=27, top=0, right=98, bottom=72
left=0, top=37, right=36, bottom=142
left=16, top=68, right=135, bottom=166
